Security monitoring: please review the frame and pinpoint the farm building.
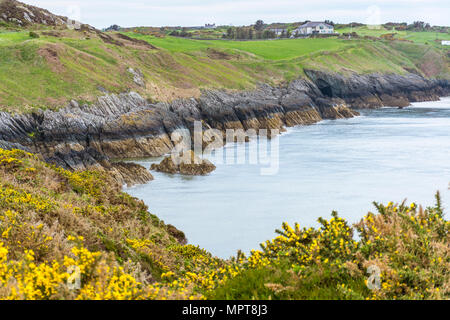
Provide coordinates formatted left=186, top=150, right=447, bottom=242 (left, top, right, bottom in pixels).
left=295, top=22, right=334, bottom=35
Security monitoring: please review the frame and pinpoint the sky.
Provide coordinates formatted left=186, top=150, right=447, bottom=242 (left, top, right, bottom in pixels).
left=24, top=0, right=450, bottom=29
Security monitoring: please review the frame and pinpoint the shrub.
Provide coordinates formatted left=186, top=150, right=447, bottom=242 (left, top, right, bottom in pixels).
left=210, top=194, right=449, bottom=300
left=29, top=31, right=40, bottom=39
left=0, top=148, right=447, bottom=300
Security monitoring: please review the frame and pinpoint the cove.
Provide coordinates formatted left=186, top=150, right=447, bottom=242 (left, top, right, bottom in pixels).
left=126, top=98, right=450, bottom=258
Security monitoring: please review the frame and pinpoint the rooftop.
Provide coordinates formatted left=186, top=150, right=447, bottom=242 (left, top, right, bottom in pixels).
left=299, top=21, right=333, bottom=28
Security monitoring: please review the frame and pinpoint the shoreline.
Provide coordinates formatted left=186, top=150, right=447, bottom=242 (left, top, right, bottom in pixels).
left=125, top=99, right=450, bottom=258
left=0, top=71, right=448, bottom=186
left=124, top=95, right=450, bottom=188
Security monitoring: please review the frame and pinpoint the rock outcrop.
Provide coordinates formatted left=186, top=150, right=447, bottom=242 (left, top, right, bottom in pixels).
left=0, top=71, right=448, bottom=184
left=108, top=162, right=154, bottom=187
left=304, top=70, right=449, bottom=109
left=151, top=151, right=216, bottom=176
left=0, top=0, right=68, bottom=26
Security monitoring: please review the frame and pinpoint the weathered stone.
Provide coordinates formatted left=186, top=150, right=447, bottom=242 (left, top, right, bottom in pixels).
left=127, top=67, right=145, bottom=87
left=0, top=71, right=447, bottom=183
left=0, top=0, right=68, bottom=26
left=304, top=69, right=448, bottom=108
left=151, top=151, right=216, bottom=176
left=166, top=225, right=187, bottom=245
left=150, top=156, right=179, bottom=174
left=107, top=162, right=154, bottom=187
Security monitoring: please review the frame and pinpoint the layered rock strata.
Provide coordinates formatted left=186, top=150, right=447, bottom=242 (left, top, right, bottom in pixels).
left=0, top=72, right=448, bottom=184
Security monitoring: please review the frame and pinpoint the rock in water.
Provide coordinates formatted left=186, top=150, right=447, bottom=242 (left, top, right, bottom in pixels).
left=151, top=156, right=179, bottom=174
left=108, top=161, right=154, bottom=187
left=179, top=158, right=216, bottom=176
left=151, top=150, right=216, bottom=175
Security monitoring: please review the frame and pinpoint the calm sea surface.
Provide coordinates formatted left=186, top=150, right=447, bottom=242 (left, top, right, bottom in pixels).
left=126, top=98, right=450, bottom=258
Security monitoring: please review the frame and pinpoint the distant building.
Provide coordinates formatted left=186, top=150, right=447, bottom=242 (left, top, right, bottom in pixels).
left=295, top=22, right=334, bottom=35
left=442, top=40, right=450, bottom=46
left=269, top=28, right=287, bottom=36
left=205, top=23, right=217, bottom=29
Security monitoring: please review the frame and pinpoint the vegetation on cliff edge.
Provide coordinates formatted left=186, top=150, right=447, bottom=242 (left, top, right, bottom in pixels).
left=0, top=148, right=448, bottom=300
left=0, top=25, right=449, bottom=113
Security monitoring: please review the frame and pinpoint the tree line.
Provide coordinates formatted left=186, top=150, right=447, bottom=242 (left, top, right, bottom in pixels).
left=223, top=20, right=294, bottom=40
left=223, top=27, right=280, bottom=40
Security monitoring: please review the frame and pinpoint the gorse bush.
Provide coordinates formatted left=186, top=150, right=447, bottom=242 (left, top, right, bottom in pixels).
left=211, top=196, right=449, bottom=300
left=0, top=148, right=448, bottom=300
left=0, top=148, right=240, bottom=300
left=354, top=198, right=448, bottom=299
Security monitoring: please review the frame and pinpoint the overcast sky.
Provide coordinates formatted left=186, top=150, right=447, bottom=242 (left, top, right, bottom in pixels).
left=25, top=0, right=449, bottom=29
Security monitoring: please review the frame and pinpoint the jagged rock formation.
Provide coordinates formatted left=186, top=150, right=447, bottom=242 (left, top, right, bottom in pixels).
left=0, top=0, right=132, bottom=47
left=108, top=161, right=154, bottom=187
left=305, top=70, right=448, bottom=109
left=151, top=151, right=216, bottom=176
left=0, top=0, right=68, bottom=26
left=0, top=71, right=448, bottom=185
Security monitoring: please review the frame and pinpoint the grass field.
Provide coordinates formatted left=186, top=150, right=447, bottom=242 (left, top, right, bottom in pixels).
left=335, top=26, right=450, bottom=46
left=0, top=30, right=132, bottom=112
left=0, top=26, right=448, bottom=112
left=122, top=33, right=351, bottom=60
left=124, top=32, right=449, bottom=78
left=0, top=30, right=31, bottom=44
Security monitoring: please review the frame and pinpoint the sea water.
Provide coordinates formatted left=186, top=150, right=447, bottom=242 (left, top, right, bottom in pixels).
left=126, top=98, right=450, bottom=258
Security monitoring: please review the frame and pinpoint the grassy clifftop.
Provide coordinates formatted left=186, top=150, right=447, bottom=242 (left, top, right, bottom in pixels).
left=0, top=148, right=448, bottom=300
left=0, top=23, right=449, bottom=113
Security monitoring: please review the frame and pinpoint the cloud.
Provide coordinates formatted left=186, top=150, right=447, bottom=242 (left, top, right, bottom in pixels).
left=23, top=0, right=449, bottom=28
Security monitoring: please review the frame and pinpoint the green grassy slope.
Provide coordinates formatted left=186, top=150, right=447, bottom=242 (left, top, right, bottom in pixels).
left=336, top=26, right=450, bottom=46
left=0, top=25, right=449, bottom=113
left=123, top=33, right=350, bottom=60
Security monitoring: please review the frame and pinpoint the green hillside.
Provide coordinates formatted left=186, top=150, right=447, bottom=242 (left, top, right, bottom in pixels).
left=0, top=0, right=449, bottom=301
left=335, top=25, right=450, bottom=47
left=122, top=33, right=350, bottom=60
left=0, top=23, right=449, bottom=113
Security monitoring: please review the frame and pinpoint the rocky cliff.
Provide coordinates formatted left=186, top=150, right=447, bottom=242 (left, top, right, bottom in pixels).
left=0, top=71, right=448, bottom=185
left=305, top=70, right=449, bottom=108
left=0, top=0, right=68, bottom=26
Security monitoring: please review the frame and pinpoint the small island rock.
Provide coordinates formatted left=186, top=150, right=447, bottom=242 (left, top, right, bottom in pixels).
left=151, top=150, right=216, bottom=175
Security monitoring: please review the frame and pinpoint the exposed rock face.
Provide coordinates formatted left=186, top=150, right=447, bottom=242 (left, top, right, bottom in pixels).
left=151, top=156, right=178, bottom=174
left=304, top=70, right=449, bottom=109
left=127, top=68, right=145, bottom=87
left=0, top=0, right=68, bottom=26
left=166, top=225, right=187, bottom=245
left=108, top=162, right=154, bottom=187
left=151, top=151, right=216, bottom=176
left=0, top=71, right=447, bottom=184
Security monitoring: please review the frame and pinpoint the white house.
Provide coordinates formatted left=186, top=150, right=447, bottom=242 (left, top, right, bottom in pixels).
left=442, top=40, right=450, bottom=46
left=295, top=22, right=334, bottom=35
left=269, top=28, right=287, bottom=36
